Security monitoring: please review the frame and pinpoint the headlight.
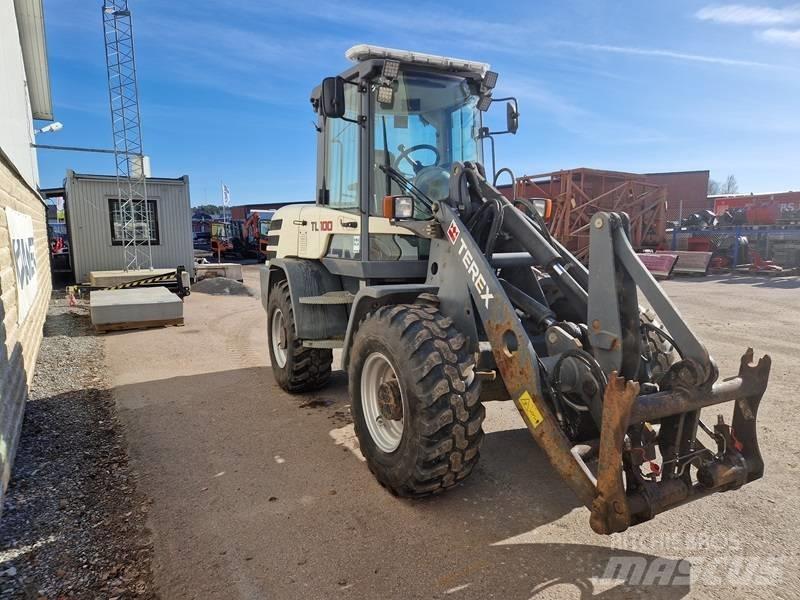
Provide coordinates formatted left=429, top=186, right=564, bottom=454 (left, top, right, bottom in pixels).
left=383, top=195, right=414, bottom=219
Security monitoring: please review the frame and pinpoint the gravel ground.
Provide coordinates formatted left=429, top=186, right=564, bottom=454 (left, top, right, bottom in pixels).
left=104, top=266, right=800, bottom=598
left=0, top=293, right=156, bottom=599
left=191, top=277, right=253, bottom=297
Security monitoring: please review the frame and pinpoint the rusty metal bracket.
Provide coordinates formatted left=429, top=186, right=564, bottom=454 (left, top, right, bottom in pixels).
left=590, top=374, right=640, bottom=534
left=731, top=348, right=771, bottom=483
left=628, top=349, right=771, bottom=425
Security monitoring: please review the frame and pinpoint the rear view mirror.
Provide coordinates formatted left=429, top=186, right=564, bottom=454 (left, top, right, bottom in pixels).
left=320, top=76, right=345, bottom=118
left=506, top=101, right=519, bottom=134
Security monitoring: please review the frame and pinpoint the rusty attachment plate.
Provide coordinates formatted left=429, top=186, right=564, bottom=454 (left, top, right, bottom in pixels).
left=590, top=373, right=640, bottom=535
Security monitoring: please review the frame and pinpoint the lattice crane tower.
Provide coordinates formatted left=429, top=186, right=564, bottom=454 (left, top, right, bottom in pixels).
left=102, top=0, right=152, bottom=271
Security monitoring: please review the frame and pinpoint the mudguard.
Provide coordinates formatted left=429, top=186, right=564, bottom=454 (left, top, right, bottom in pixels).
left=260, top=258, right=348, bottom=340
left=340, top=284, right=438, bottom=369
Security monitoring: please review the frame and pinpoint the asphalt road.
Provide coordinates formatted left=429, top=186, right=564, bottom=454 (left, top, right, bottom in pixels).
left=105, top=266, right=800, bottom=599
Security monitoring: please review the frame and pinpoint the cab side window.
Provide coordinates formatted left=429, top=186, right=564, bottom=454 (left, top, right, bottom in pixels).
left=324, top=83, right=360, bottom=211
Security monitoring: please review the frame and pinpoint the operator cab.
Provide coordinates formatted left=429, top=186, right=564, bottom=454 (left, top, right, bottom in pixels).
left=308, top=45, right=518, bottom=275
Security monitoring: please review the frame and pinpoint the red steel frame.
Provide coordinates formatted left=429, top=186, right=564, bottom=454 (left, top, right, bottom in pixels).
left=514, top=168, right=668, bottom=262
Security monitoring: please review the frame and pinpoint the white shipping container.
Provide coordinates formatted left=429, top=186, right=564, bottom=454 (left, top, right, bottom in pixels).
left=64, top=171, right=194, bottom=284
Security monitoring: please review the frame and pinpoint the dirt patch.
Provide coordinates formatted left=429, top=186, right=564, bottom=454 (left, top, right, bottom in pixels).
left=191, top=277, right=253, bottom=297
left=299, top=398, right=335, bottom=409
left=0, top=294, right=155, bottom=598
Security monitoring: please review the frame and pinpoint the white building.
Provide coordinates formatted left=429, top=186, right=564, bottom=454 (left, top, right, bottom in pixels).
left=0, top=0, right=54, bottom=506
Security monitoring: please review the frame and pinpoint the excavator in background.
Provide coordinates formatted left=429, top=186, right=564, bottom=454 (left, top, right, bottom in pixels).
left=209, top=211, right=275, bottom=260
left=210, top=220, right=235, bottom=257
left=211, top=210, right=275, bottom=262
left=240, top=210, right=275, bottom=261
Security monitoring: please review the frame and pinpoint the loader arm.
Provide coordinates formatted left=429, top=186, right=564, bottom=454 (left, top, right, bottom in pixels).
left=421, top=164, right=770, bottom=534
left=431, top=200, right=598, bottom=507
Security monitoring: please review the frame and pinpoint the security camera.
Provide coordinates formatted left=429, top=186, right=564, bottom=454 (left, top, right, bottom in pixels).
left=35, top=122, right=64, bottom=134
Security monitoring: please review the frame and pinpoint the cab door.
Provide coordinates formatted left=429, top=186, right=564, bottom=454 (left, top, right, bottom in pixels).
left=313, top=79, right=361, bottom=259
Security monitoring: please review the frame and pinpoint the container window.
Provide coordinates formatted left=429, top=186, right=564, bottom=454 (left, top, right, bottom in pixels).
left=108, top=198, right=160, bottom=245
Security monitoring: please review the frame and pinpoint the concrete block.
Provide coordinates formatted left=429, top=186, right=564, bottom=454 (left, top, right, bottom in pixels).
left=195, top=263, right=243, bottom=282
left=89, top=268, right=176, bottom=287
left=90, top=287, right=183, bottom=330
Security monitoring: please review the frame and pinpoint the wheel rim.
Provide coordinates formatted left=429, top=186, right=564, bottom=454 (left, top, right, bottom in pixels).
left=271, top=308, right=288, bottom=368
left=361, top=352, right=404, bottom=453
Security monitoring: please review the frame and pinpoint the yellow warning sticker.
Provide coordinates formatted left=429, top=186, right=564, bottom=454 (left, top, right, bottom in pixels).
left=518, top=391, right=544, bottom=428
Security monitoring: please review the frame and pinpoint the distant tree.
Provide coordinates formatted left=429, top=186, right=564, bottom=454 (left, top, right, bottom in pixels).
left=720, top=174, right=739, bottom=194
left=708, top=175, right=738, bottom=195
left=194, top=204, right=222, bottom=215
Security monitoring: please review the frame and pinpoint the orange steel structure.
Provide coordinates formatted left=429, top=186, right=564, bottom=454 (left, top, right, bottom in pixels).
left=512, top=168, right=668, bottom=262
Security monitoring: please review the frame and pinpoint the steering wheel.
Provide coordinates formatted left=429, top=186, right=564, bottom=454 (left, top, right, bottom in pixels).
left=393, top=144, right=440, bottom=174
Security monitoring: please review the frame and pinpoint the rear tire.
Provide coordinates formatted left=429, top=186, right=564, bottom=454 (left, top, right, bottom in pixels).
left=349, top=301, right=485, bottom=497
left=267, top=279, right=332, bottom=393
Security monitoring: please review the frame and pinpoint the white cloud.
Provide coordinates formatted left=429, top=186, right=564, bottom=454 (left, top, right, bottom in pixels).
left=759, top=27, right=800, bottom=46
left=553, top=40, right=786, bottom=70
left=696, top=4, right=800, bottom=26
left=695, top=5, right=800, bottom=49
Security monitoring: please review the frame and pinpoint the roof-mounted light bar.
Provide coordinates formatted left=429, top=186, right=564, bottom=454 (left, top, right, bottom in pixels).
left=345, top=44, right=490, bottom=76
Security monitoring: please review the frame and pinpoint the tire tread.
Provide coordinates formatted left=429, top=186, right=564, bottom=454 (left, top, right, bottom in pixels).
left=270, top=279, right=332, bottom=393
left=351, top=302, right=485, bottom=497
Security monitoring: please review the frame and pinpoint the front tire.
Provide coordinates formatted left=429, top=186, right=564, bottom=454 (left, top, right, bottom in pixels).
left=267, top=279, right=332, bottom=393
left=349, top=301, right=485, bottom=497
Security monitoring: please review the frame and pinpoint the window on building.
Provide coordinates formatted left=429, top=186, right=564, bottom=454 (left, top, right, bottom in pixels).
left=108, top=199, right=160, bottom=245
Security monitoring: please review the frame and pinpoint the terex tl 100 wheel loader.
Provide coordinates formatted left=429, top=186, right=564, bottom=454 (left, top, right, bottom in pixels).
left=260, top=45, right=771, bottom=535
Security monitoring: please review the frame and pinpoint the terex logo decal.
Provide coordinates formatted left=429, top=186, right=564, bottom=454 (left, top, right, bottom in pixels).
left=456, top=238, right=494, bottom=309
left=446, top=220, right=460, bottom=244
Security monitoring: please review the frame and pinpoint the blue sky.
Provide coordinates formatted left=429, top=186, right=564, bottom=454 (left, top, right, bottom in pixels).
left=36, top=1, right=800, bottom=205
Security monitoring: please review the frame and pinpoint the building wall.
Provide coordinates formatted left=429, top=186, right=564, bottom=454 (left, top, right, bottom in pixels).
left=0, top=2, right=38, bottom=189
left=644, top=171, right=710, bottom=222
left=0, top=150, right=51, bottom=503
left=65, top=172, right=194, bottom=283
left=712, top=191, right=800, bottom=214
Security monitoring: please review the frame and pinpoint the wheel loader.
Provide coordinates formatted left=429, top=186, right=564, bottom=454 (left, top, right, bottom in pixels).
left=260, top=45, right=771, bottom=534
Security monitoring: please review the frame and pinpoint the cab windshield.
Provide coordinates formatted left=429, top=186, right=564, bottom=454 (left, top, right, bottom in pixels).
left=372, top=69, right=482, bottom=214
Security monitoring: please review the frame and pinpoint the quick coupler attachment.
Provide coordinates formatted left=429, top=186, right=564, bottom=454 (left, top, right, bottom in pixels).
left=588, top=348, right=770, bottom=535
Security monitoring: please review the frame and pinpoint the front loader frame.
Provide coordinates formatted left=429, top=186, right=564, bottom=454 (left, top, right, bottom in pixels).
left=422, top=166, right=770, bottom=534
